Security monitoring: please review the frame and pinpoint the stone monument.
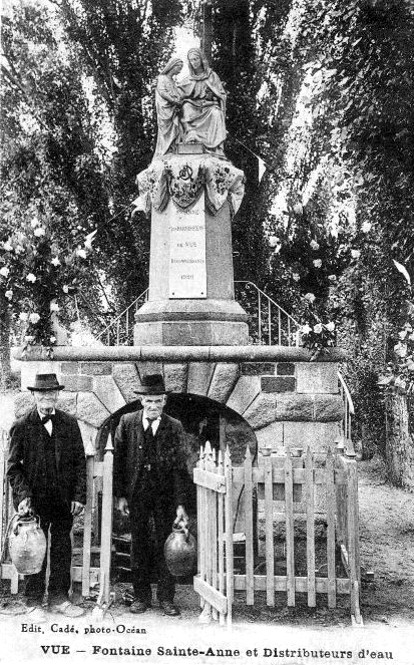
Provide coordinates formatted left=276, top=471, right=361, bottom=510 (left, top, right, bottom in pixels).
left=133, top=49, right=249, bottom=346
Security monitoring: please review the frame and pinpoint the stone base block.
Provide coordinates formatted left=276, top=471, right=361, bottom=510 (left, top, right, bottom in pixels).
left=134, top=320, right=249, bottom=346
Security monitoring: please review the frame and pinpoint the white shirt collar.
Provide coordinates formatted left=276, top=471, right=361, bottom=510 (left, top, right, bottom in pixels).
left=37, top=408, right=56, bottom=419
left=142, top=414, right=161, bottom=432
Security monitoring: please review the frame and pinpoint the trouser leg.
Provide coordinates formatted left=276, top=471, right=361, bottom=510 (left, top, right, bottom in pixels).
left=47, top=509, right=73, bottom=603
left=130, top=508, right=152, bottom=603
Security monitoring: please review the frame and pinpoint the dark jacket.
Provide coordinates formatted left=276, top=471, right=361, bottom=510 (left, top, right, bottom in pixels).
left=7, top=407, right=86, bottom=510
left=113, top=410, right=187, bottom=508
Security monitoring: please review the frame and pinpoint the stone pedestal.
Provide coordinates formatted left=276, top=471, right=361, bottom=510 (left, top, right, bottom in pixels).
left=133, top=153, right=248, bottom=345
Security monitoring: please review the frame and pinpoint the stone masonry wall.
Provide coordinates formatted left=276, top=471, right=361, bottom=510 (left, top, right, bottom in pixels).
left=16, top=356, right=343, bottom=458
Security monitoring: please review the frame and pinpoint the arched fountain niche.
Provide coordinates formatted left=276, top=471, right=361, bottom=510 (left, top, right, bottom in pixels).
left=96, top=391, right=258, bottom=498
left=96, top=393, right=258, bottom=577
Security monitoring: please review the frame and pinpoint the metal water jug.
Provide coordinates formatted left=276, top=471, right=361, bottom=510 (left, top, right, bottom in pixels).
left=8, top=514, right=47, bottom=575
left=164, top=524, right=197, bottom=577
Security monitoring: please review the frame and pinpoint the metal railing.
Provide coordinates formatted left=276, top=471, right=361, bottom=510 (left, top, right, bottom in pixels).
left=338, top=371, right=355, bottom=443
left=92, top=281, right=353, bottom=443
left=234, top=281, right=301, bottom=347
left=96, top=288, right=149, bottom=346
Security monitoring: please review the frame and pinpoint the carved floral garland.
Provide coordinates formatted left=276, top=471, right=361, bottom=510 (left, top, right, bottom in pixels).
left=135, top=156, right=245, bottom=216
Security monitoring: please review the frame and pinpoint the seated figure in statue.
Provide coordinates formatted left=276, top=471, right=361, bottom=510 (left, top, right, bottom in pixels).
left=154, top=57, right=184, bottom=157
left=178, top=48, right=227, bottom=154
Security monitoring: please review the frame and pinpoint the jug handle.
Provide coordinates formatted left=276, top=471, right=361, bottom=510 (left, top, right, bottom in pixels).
left=173, top=523, right=190, bottom=541
left=11, top=509, right=37, bottom=537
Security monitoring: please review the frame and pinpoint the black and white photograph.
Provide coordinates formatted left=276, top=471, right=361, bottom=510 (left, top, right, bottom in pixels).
left=0, top=0, right=413, bottom=663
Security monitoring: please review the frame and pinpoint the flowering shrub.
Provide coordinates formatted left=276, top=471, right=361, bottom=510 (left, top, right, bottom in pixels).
left=299, top=293, right=336, bottom=360
left=0, top=208, right=95, bottom=353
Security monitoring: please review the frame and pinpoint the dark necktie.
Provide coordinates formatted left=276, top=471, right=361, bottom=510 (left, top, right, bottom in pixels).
left=41, top=414, right=55, bottom=425
left=146, top=418, right=156, bottom=433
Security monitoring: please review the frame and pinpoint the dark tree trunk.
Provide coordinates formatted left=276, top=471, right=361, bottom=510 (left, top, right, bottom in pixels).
left=385, top=393, right=414, bottom=490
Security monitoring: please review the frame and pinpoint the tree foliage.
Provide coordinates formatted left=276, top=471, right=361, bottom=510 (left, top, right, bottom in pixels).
left=1, top=0, right=184, bottom=361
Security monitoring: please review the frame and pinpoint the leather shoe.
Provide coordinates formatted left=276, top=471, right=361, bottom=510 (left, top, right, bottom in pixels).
left=160, top=601, right=180, bottom=616
left=49, top=600, right=84, bottom=618
left=130, top=600, right=150, bottom=614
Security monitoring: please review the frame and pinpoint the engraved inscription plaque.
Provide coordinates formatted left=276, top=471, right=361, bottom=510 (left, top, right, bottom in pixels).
left=169, top=194, right=207, bottom=299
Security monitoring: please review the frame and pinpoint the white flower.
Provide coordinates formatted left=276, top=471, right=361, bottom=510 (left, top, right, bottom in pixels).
left=15, top=245, right=24, bottom=254
left=310, top=240, right=320, bottom=251
left=328, top=274, right=337, bottom=282
left=33, top=227, right=46, bottom=237
left=50, top=336, right=56, bottom=343
left=3, top=240, right=13, bottom=251
left=26, top=273, right=37, bottom=283
left=62, top=285, right=69, bottom=294
left=325, top=322, right=336, bottom=332
left=51, top=256, right=61, bottom=266
left=19, top=312, right=29, bottom=322
left=301, top=324, right=312, bottom=335
left=351, top=249, right=361, bottom=259
left=394, top=342, right=407, bottom=358
left=76, top=248, right=87, bottom=259
left=361, top=221, right=372, bottom=233
left=29, top=312, right=40, bottom=324
left=0, top=266, right=10, bottom=278
left=30, top=217, right=40, bottom=228
left=313, top=259, right=322, bottom=268
left=313, top=323, right=323, bottom=334
left=5, top=290, right=13, bottom=300
left=399, top=330, right=407, bottom=340
left=25, top=335, right=35, bottom=342
left=292, top=273, right=300, bottom=282
left=50, top=302, right=60, bottom=313
left=304, top=292, right=316, bottom=303
left=268, top=236, right=279, bottom=248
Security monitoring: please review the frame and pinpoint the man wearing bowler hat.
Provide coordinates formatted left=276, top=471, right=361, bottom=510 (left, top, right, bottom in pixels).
left=113, top=373, right=188, bottom=616
left=7, top=373, right=86, bottom=617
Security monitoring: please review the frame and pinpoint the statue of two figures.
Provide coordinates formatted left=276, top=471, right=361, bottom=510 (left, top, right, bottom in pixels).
left=154, top=48, right=227, bottom=158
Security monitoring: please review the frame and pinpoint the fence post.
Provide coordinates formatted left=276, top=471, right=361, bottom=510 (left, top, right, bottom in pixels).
left=262, top=447, right=274, bottom=606
left=305, top=447, right=316, bottom=607
left=326, top=448, right=337, bottom=608
left=244, top=446, right=254, bottom=605
left=347, top=457, right=361, bottom=623
left=99, top=433, right=114, bottom=605
left=217, top=449, right=225, bottom=626
left=284, top=450, right=295, bottom=606
left=82, top=438, right=96, bottom=598
left=224, top=446, right=233, bottom=629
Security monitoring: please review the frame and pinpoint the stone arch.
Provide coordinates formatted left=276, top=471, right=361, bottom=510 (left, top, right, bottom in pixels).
left=96, top=391, right=258, bottom=470
left=16, top=357, right=344, bottom=460
left=94, top=391, right=258, bottom=568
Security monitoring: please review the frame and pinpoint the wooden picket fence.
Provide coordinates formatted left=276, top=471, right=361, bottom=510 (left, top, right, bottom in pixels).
left=0, top=429, right=114, bottom=607
left=193, top=442, right=362, bottom=627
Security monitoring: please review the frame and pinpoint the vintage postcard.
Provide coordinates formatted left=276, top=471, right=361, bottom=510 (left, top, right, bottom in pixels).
left=1, top=0, right=413, bottom=663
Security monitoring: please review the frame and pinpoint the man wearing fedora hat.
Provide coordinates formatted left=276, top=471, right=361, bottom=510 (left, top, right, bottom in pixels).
left=7, top=373, right=86, bottom=618
left=113, top=373, right=189, bottom=617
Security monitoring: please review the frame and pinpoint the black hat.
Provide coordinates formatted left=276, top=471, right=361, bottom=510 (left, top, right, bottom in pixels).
left=27, top=373, right=65, bottom=392
left=134, top=373, right=168, bottom=395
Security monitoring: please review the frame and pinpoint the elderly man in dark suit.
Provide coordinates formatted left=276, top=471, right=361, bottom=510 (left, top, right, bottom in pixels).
left=7, top=373, right=86, bottom=618
left=113, top=373, right=188, bottom=616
